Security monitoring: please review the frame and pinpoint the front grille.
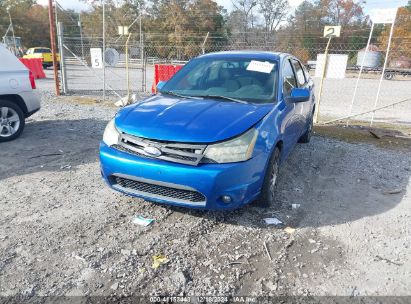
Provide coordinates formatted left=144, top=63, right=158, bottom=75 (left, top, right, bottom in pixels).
left=112, top=144, right=145, bottom=157
left=114, top=133, right=206, bottom=166
left=111, top=175, right=206, bottom=203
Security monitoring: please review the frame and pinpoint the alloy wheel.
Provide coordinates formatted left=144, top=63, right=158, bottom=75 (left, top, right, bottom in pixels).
left=269, top=161, right=279, bottom=202
left=0, top=107, right=20, bottom=138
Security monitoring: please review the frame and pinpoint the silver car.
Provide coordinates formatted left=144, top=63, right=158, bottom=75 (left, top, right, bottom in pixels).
left=0, top=44, right=41, bottom=142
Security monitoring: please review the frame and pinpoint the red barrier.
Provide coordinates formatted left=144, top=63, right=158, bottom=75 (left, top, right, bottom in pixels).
left=152, top=64, right=184, bottom=93
left=33, top=59, right=46, bottom=79
left=19, top=58, right=46, bottom=79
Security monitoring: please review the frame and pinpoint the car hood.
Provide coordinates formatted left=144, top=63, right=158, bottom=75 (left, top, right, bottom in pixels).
left=115, top=94, right=273, bottom=143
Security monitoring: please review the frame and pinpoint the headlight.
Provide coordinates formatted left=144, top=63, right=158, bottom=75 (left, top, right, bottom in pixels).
left=103, top=118, right=120, bottom=146
left=204, top=128, right=258, bottom=163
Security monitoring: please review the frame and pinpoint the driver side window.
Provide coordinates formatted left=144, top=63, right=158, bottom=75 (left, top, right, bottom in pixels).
left=283, top=59, right=297, bottom=97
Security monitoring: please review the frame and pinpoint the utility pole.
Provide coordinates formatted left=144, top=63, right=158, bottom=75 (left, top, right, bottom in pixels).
left=48, top=0, right=60, bottom=95
left=54, top=0, right=58, bottom=31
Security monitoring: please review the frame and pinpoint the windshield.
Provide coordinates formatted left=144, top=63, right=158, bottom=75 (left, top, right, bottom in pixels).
left=160, top=57, right=278, bottom=104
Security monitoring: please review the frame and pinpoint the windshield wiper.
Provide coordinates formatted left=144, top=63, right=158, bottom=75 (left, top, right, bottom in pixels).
left=160, top=91, right=202, bottom=100
left=197, top=95, right=248, bottom=104
left=160, top=91, right=188, bottom=98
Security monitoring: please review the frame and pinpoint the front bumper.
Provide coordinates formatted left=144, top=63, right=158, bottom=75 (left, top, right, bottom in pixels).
left=99, top=142, right=268, bottom=210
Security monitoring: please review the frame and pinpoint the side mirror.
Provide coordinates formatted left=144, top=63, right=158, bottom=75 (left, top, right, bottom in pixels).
left=156, top=81, right=166, bottom=91
left=287, top=88, right=310, bottom=103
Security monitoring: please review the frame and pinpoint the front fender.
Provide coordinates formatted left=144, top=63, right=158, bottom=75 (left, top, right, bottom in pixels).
left=253, top=102, right=287, bottom=158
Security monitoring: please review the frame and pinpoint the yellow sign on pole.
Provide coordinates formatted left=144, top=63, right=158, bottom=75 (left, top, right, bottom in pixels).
left=315, top=25, right=342, bottom=123
left=323, top=26, right=341, bottom=38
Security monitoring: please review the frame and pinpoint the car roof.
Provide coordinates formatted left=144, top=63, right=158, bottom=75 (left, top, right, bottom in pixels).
left=197, top=50, right=289, bottom=61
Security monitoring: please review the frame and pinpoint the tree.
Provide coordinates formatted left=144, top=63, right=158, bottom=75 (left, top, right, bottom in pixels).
left=25, top=4, right=50, bottom=46
left=320, top=0, right=366, bottom=26
left=258, top=0, right=289, bottom=37
left=0, top=0, right=50, bottom=49
left=288, top=1, right=323, bottom=33
left=276, top=0, right=368, bottom=62
left=378, top=7, right=411, bottom=60
left=81, top=0, right=141, bottom=40
left=227, top=10, right=247, bottom=34
left=231, top=0, right=257, bottom=42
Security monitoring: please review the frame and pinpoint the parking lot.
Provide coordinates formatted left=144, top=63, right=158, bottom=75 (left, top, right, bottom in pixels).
left=1, top=80, right=410, bottom=298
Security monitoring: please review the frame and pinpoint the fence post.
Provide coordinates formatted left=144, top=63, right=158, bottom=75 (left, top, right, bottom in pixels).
left=57, top=22, right=68, bottom=94
left=144, top=52, right=148, bottom=92
left=202, top=32, right=209, bottom=54
left=370, top=15, right=397, bottom=126
left=141, top=36, right=144, bottom=92
left=139, top=3, right=145, bottom=92
left=314, top=36, right=332, bottom=124
left=102, top=0, right=106, bottom=101
left=125, top=33, right=132, bottom=103
left=347, top=22, right=375, bottom=126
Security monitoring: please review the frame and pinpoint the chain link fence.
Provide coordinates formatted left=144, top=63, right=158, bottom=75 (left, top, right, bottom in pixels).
left=58, top=32, right=411, bottom=125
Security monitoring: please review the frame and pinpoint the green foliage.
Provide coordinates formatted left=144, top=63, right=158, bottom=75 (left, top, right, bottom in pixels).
left=0, top=0, right=50, bottom=48
left=2, top=0, right=409, bottom=62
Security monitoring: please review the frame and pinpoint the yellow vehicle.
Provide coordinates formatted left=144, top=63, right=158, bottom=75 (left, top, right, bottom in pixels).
left=23, top=47, right=60, bottom=69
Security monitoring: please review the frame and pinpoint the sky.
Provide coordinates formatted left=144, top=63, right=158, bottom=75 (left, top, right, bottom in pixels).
left=36, top=0, right=409, bottom=14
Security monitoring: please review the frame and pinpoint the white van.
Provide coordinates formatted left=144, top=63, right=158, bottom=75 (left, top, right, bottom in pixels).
left=0, top=43, right=41, bottom=142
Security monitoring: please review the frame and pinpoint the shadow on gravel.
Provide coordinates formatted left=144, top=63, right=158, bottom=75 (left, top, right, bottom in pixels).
left=0, top=119, right=107, bottom=181
left=151, top=136, right=411, bottom=229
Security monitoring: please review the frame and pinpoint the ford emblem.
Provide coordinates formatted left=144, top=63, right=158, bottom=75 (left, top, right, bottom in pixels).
left=144, top=146, right=162, bottom=157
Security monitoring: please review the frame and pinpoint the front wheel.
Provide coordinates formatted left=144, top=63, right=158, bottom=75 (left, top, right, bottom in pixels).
left=254, top=148, right=281, bottom=208
left=299, top=113, right=313, bottom=143
left=0, top=100, right=25, bottom=142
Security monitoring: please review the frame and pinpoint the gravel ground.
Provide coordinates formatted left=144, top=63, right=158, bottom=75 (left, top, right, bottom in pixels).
left=0, top=87, right=411, bottom=300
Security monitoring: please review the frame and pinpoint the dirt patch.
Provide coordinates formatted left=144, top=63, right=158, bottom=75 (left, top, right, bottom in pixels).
left=58, top=95, right=117, bottom=107
left=314, top=124, right=411, bottom=151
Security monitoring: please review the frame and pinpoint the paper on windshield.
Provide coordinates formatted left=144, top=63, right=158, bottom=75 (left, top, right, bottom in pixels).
left=246, top=60, right=275, bottom=73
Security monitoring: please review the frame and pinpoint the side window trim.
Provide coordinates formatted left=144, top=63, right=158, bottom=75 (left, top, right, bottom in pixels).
left=291, top=58, right=307, bottom=87
left=281, top=57, right=298, bottom=97
left=300, top=60, right=309, bottom=84
left=296, top=59, right=308, bottom=85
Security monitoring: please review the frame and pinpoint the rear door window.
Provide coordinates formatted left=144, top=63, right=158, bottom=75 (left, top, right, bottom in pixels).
left=291, top=59, right=306, bottom=87
left=34, top=48, right=51, bottom=53
left=283, top=59, right=297, bottom=96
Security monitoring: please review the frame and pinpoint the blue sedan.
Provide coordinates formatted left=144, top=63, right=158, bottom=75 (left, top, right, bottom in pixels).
left=100, top=51, right=315, bottom=210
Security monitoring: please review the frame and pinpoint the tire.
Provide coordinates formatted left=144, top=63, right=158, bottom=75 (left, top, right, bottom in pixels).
left=384, top=72, right=394, bottom=80
left=254, top=147, right=281, bottom=208
left=299, top=112, right=313, bottom=143
left=0, top=100, right=25, bottom=142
